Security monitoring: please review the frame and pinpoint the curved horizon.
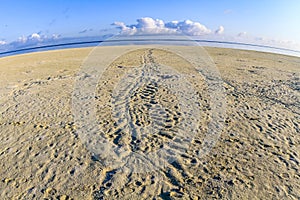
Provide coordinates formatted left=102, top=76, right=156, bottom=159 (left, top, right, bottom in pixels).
left=1, top=38, right=300, bottom=58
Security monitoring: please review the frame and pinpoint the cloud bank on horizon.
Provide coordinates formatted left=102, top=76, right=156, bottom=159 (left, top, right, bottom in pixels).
left=12, top=33, right=60, bottom=46
left=112, top=17, right=218, bottom=36
left=0, top=32, right=61, bottom=51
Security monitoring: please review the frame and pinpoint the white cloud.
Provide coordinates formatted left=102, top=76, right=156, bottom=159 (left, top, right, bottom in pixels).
left=17, top=36, right=27, bottom=43
left=112, top=21, right=137, bottom=35
left=30, top=33, right=41, bottom=40
left=0, top=40, right=6, bottom=45
left=113, top=17, right=214, bottom=36
left=16, top=33, right=43, bottom=44
left=10, top=32, right=60, bottom=48
left=112, top=21, right=127, bottom=29
left=136, top=17, right=164, bottom=29
left=167, top=20, right=212, bottom=35
left=215, top=26, right=224, bottom=34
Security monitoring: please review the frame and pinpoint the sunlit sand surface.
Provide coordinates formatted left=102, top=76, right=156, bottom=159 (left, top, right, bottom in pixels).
left=0, top=46, right=299, bottom=199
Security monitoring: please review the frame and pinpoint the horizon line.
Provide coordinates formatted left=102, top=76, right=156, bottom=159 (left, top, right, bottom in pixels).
left=1, top=39, right=300, bottom=57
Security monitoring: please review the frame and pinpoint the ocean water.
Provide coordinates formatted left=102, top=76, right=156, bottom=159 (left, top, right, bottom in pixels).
left=1, top=38, right=300, bottom=58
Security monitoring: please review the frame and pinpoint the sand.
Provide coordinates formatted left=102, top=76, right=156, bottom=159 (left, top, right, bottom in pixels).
left=0, top=46, right=299, bottom=199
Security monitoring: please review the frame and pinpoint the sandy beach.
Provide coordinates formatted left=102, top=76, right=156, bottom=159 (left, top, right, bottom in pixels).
left=0, top=46, right=299, bottom=199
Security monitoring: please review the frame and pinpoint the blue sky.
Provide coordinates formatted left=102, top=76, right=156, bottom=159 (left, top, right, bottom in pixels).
left=1, top=0, right=300, bottom=50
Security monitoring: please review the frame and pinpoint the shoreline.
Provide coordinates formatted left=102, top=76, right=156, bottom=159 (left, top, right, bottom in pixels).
left=1, top=39, right=300, bottom=58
